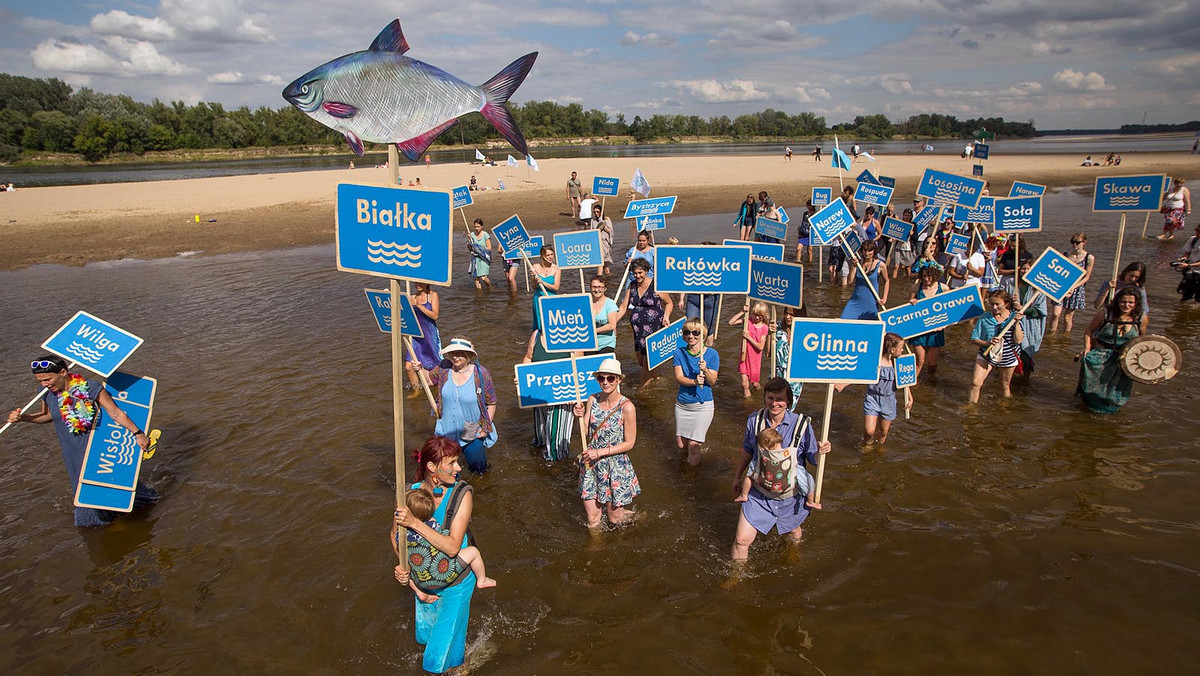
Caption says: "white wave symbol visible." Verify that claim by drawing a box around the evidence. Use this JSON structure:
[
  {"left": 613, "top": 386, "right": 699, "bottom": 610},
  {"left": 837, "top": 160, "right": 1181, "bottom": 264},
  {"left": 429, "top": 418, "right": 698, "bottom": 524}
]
[
  {"left": 550, "top": 384, "right": 578, "bottom": 399},
  {"left": 815, "top": 353, "right": 859, "bottom": 370},
  {"left": 1031, "top": 272, "right": 1060, "bottom": 291},
  {"left": 923, "top": 313, "right": 950, "bottom": 327},
  {"left": 756, "top": 286, "right": 788, "bottom": 300},
  {"left": 1108, "top": 196, "right": 1141, "bottom": 207},
  {"left": 366, "top": 240, "right": 421, "bottom": 267},
  {"left": 564, "top": 254, "right": 592, "bottom": 266},
  {"left": 546, "top": 325, "right": 591, "bottom": 343},
  {"left": 115, "top": 434, "right": 139, "bottom": 465},
  {"left": 933, "top": 186, "right": 961, "bottom": 203},
  {"left": 65, "top": 341, "right": 104, "bottom": 362},
  {"left": 683, "top": 271, "right": 722, "bottom": 286},
  {"left": 1004, "top": 217, "right": 1033, "bottom": 226}
]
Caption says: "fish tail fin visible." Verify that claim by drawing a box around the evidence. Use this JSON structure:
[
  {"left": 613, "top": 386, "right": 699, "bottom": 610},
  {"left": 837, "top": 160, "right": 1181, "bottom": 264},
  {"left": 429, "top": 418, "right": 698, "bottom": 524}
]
[{"left": 479, "top": 52, "right": 538, "bottom": 156}]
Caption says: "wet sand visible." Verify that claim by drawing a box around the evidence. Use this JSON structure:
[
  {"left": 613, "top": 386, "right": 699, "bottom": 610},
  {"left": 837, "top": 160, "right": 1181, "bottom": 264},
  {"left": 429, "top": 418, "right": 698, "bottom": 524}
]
[{"left": 1, "top": 152, "right": 1196, "bottom": 270}]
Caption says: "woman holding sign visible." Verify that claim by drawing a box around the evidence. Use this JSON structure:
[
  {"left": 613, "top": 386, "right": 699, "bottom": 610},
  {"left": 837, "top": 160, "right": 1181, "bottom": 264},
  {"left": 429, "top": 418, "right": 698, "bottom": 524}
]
[
  {"left": 573, "top": 358, "right": 640, "bottom": 528},
  {"left": 841, "top": 240, "right": 890, "bottom": 320},
  {"left": 620, "top": 258, "right": 674, "bottom": 385},
  {"left": 429, "top": 338, "right": 497, "bottom": 474},
  {"left": 908, "top": 260, "right": 949, "bottom": 379},
  {"left": 1076, "top": 289, "right": 1147, "bottom": 413},
  {"left": 530, "top": 246, "right": 561, "bottom": 331},
  {"left": 968, "top": 290, "right": 1025, "bottom": 403},
  {"left": 407, "top": 284, "right": 442, "bottom": 395},
  {"left": 1048, "top": 233, "right": 1094, "bottom": 333},
  {"left": 7, "top": 356, "right": 159, "bottom": 527},
  {"left": 673, "top": 318, "right": 720, "bottom": 466}
]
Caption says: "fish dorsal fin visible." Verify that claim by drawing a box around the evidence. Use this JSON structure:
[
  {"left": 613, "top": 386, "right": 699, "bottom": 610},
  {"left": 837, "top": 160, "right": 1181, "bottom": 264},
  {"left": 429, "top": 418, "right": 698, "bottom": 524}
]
[{"left": 368, "top": 20, "right": 410, "bottom": 54}]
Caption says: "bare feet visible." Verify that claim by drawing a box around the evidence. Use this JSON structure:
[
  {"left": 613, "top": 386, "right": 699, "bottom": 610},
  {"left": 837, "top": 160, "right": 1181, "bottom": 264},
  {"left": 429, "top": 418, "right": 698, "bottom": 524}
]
[
  {"left": 476, "top": 577, "right": 498, "bottom": 589},
  {"left": 734, "top": 494, "right": 749, "bottom": 503}
]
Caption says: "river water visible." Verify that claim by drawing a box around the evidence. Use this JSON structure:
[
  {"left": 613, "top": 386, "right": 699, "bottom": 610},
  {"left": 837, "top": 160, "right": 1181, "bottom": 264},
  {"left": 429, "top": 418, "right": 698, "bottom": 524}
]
[
  {"left": 4, "top": 135, "right": 1193, "bottom": 187},
  {"left": 1, "top": 188, "right": 1197, "bottom": 674}
]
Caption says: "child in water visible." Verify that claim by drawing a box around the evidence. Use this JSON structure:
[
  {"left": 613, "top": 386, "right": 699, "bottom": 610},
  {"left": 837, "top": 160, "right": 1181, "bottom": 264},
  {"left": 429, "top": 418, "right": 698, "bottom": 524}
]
[
  {"left": 394, "top": 486, "right": 496, "bottom": 603},
  {"left": 734, "top": 428, "right": 820, "bottom": 510},
  {"left": 729, "top": 301, "right": 770, "bottom": 398},
  {"left": 839, "top": 332, "right": 913, "bottom": 445}
]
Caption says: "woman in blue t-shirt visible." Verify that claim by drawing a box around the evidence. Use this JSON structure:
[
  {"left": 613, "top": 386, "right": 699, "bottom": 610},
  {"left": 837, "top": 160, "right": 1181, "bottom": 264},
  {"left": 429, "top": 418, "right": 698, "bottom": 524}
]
[{"left": 672, "top": 318, "right": 720, "bottom": 466}]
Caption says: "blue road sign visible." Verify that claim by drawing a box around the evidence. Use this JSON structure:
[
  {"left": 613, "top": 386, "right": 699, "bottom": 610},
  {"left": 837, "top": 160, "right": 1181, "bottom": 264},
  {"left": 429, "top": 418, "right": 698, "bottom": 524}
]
[
  {"left": 895, "top": 353, "right": 917, "bottom": 388},
  {"left": 451, "top": 185, "right": 473, "bottom": 210},
  {"left": 954, "top": 196, "right": 995, "bottom": 225},
  {"left": 503, "top": 235, "right": 544, "bottom": 261},
  {"left": 76, "top": 482, "right": 136, "bottom": 512},
  {"left": 913, "top": 205, "right": 943, "bottom": 232},
  {"left": 854, "top": 182, "right": 895, "bottom": 207},
  {"left": 638, "top": 214, "right": 667, "bottom": 232},
  {"left": 592, "top": 176, "right": 620, "bottom": 197},
  {"left": 537, "top": 293, "right": 598, "bottom": 353},
  {"left": 492, "top": 214, "right": 532, "bottom": 255},
  {"left": 809, "top": 198, "right": 856, "bottom": 245},
  {"left": 646, "top": 317, "right": 687, "bottom": 371},
  {"left": 973, "top": 143, "right": 990, "bottom": 160},
  {"left": 748, "top": 258, "right": 804, "bottom": 309},
  {"left": 811, "top": 187, "right": 833, "bottom": 208},
  {"left": 776, "top": 206, "right": 790, "bottom": 224},
  {"left": 364, "top": 289, "right": 423, "bottom": 336},
  {"left": 42, "top": 311, "right": 143, "bottom": 378},
  {"left": 994, "top": 196, "right": 1042, "bottom": 233},
  {"left": 787, "top": 318, "right": 885, "bottom": 384},
  {"left": 1009, "top": 181, "right": 1046, "bottom": 197},
  {"left": 1093, "top": 174, "right": 1167, "bottom": 212},
  {"left": 514, "top": 354, "right": 607, "bottom": 408},
  {"left": 944, "top": 232, "right": 970, "bottom": 257},
  {"left": 554, "top": 230, "right": 604, "bottom": 270},
  {"left": 881, "top": 217, "right": 913, "bottom": 242},
  {"left": 655, "top": 245, "right": 751, "bottom": 294},
  {"left": 1024, "top": 247, "right": 1088, "bottom": 303},
  {"left": 78, "top": 372, "right": 155, "bottom": 495},
  {"left": 879, "top": 285, "right": 986, "bottom": 339},
  {"left": 878, "top": 175, "right": 896, "bottom": 189},
  {"left": 856, "top": 169, "right": 880, "bottom": 185},
  {"left": 972, "top": 164, "right": 984, "bottom": 177},
  {"left": 623, "top": 195, "right": 678, "bottom": 219},
  {"left": 840, "top": 230, "right": 863, "bottom": 259},
  {"left": 723, "top": 239, "right": 785, "bottom": 262},
  {"left": 336, "top": 183, "right": 454, "bottom": 285},
  {"left": 754, "top": 217, "right": 788, "bottom": 242},
  {"left": 916, "top": 168, "right": 986, "bottom": 209}
]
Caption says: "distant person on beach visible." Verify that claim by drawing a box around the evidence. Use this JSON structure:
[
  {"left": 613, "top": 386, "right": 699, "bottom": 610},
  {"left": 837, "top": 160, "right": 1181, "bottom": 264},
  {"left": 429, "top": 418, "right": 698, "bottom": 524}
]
[
  {"left": 1192, "top": 139, "right": 1199, "bottom": 154},
  {"left": 348, "top": 160, "right": 355, "bottom": 169},
  {"left": 469, "top": 175, "right": 478, "bottom": 191},
  {"left": 1159, "top": 177, "right": 1191, "bottom": 240},
  {"left": 730, "top": 379, "right": 830, "bottom": 560},
  {"left": 1081, "top": 156, "right": 1095, "bottom": 166},
  {"left": 589, "top": 204, "right": 614, "bottom": 275},
  {"left": 566, "top": 171, "right": 583, "bottom": 217},
  {"left": 784, "top": 146, "right": 792, "bottom": 162},
  {"left": 813, "top": 145, "right": 822, "bottom": 161},
  {"left": 7, "top": 356, "right": 160, "bottom": 526}
]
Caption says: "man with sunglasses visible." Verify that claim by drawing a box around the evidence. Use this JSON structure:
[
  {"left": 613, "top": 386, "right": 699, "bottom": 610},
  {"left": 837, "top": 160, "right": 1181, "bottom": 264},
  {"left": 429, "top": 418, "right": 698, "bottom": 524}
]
[{"left": 7, "top": 356, "right": 159, "bottom": 526}]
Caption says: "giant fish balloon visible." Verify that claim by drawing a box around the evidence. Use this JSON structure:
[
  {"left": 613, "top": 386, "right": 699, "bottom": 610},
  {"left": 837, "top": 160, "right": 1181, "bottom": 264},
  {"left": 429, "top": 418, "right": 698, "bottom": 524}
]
[{"left": 283, "top": 19, "right": 537, "bottom": 162}]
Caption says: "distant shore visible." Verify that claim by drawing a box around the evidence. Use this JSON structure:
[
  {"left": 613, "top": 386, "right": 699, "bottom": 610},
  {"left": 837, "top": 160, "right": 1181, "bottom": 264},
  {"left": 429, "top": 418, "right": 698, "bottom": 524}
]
[{"left": 1, "top": 152, "right": 1197, "bottom": 271}]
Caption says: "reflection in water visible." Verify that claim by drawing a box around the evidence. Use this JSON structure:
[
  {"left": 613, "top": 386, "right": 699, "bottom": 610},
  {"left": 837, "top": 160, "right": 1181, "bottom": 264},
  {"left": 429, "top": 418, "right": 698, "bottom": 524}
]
[{"left": 0, "top": 189, "right": 1197, "bottom": 672}]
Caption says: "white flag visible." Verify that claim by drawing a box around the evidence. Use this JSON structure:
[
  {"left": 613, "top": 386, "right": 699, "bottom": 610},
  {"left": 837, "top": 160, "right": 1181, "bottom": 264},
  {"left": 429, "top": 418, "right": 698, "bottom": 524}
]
[
  {"left": 630, "top": 168, "right": 651, "bottom": 198},
  {"left": 527, "top": 155, "right": 539, "bottom": 171},
  {"left": 475, "top": 149, "right": 486, "bottom": 161},
  {"left": 507, "top": 154, "right": 518, "bottom": 167}
]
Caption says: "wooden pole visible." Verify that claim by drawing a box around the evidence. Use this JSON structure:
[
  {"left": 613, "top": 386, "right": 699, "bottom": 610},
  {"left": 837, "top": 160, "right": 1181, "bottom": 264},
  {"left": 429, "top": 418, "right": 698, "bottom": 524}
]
[
  {"left": 572, "top": 356, "right": 590, "bottom": 468},
  {"left": 1110, "top": 212, "right": 1128, "bottom": 293},
  {"left": 768, "top": 306, "right": 778, "bottom": 378},
  {"left": 613, "top": 255, "right": 636, "bottom": 303},
  {"left": 712, "top": 294, "right": 723, "bottom": 340},
  {"left": 986, "top": 290, "right": 1044, "bottom": 362},
  {"left": 818, "top": 245, "right": 824, "bottom": 283},
  {"left": 403, "top": 336, "right": 438, "bottom": 411},
  {"left": 390, "top": 278, "right": 408, "bottom": 572},
  {"left": 813, "top": 384, "right": 835, "bottom": 504},
  {"left": 579, "top": 269, "right": 586, "bottom": 294},
  {"left": 1139, "top": 211, "right": 1152, "bottom": 238}
]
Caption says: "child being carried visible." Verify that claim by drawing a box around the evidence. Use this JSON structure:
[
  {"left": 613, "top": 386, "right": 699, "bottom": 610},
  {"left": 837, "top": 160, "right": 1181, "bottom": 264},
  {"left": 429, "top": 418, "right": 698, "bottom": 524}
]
[
  {"left": 735, "top": 427, "right": 820, "bottom": 510},
  {"left": 395, "top": 486, "right": 496, "bottom": 603}
]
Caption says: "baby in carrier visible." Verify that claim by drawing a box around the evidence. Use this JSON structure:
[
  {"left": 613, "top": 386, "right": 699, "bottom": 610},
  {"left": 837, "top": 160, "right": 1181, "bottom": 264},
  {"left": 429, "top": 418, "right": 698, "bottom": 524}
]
[
  {"left": 399, "top": 486, "right": 496, "bottom": 602},
  {"left": 735, "top": 427, "right": 819, "bottom": 509}
]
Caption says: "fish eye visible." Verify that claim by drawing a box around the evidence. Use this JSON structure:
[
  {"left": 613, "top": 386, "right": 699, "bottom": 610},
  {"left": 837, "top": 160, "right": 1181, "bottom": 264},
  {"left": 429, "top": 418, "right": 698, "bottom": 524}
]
[{"left": 301, "top": 84, "right": 309, "bottom": 93}]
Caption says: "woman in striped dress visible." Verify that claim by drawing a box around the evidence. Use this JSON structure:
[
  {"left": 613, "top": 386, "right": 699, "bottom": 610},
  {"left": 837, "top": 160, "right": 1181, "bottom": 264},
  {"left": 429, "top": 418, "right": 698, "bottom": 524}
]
[{"left": 968, "top": 289, "right": 1025, "bottom": 403}]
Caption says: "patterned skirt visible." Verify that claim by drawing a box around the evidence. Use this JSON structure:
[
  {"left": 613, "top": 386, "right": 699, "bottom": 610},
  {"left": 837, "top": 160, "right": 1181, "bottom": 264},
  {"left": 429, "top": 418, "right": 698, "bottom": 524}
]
[{"left": 579, "top": 453, "right": 641, "bottom": 506}]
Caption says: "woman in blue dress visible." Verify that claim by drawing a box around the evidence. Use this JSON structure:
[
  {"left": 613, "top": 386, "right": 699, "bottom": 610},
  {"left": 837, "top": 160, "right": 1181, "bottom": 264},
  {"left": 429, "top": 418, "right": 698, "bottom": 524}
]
[
  {"left": 393, "top": 436, "right": 480, "bottom": 673},
  {"left": 407, "top": 283, "right": 441, "bottom": 394},
  {"left": 841, "top": 239, "right": 890, "bottom": 320},
  {"left": 1076, "top": 288, "right": 1147, "bottom": 413},
  {"left": 907, "top": 260, "right": 949, "bottom": 379},
  {"left": 429, "top": 337, "right": 497, "bottom": 474},
  {"left": 529, "top": 245, "right": 560, "bottom": 331}
]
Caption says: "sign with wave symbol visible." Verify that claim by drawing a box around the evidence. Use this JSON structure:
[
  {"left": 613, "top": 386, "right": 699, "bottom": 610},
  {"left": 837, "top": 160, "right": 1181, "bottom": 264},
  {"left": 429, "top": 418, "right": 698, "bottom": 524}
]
[
  {"left": 878, "top": 285, "right": 985, "bottom": 340},
  {"left": 808, "top": 198, "right": 856, "bottom": 246},
  {"left": 515, "top": 354, "right": 607, "bottom": 408},
  {"left": 811, "top": 187, "right": 833, "bottom": 208},
  {"left": 896, "top": 353, "right": 918, "bottom": 388},
  {"left": 638, "top": 214, "right": 667, "bottom": 232},
  {"left": 537, "top": 293, "right": 599, "bottom": 353},
  {"left": 754, "top": 217, "right": 788, "bottom": 242},
  {"left": 336, "top": 183, "right": 453, "bottom": 285},
  {"left": 748, "top": 258, "right": 804, "bottom": 309},
  {"left": 854, "top": 182, "right": 895, "bottom": 208},
  {"left": 646, "top": 317, "right": 687, "bottom": 371},
  {"left": 994, "top": 195, "right": 1042, "bottom": 233},
  {"left": 623, "top": 195, "right": 677, "bottom": 219},
  {"left": 492, "top": 214, "right": 532, "bottom": 257},
  {"left": 502, "top": 235, "right": 543, "bottom": 261},
  {"left": 881, "top": 217, "right": 913, "bottom": 242},
  {"left": 723, "top": 239, "right": 784, "bottom": 262},
  {"left": 42, "top": 311, "right": 143, "bottom": 378},
  {"left": 76, "top": 372, "right": 156, "bottom": 512},
  {"left": 788, "top": 318, "right": 885, "bottom": 384},
  {"left": 1008, "top": 181, "right": 1046, "bottom": 197},
  {"left": 363, "top": 288, "right": 423, "bottom": 337},
  {"left": 916, "top": 168, "right": 985, "bottom": 209},
  {"left": 655, "top": 245, "right": 751, "bottom": 294},
  {"left": 953, "top": 196, "right": 995, "bottom": 225},
  {"left": 1093, "top": 175, "right": 1167, "bottom": 212},
  {"left": 553, "top": 230, "right": 603, "bottom": 270},
  {"left": 1023, "top": 246, "right": 1087, "bottom": 303}
]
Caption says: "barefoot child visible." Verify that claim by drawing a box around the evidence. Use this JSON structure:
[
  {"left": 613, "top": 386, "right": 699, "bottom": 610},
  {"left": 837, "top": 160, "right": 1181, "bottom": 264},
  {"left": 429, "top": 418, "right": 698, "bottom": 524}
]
[
  {"left": 969, "top": 289, "right": 1025, "bottom": 403},
  {"left": 392, "top": 486, "right": 496, "bottom": 602},
  {"left": 838, "top": 332, "right": 913, "bottom": 445},
  {"left": 734, "top": 428, "right": 820, "bottom": 508},
  {"left": 729, "top": 301, "right": 770, "bottom": 398}
]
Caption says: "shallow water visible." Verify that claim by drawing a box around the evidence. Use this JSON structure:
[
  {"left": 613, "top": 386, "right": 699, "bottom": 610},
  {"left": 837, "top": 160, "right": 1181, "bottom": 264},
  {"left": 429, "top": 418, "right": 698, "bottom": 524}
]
[{"left": 1, "top": 188, "right": 1198, "bottom": 674}]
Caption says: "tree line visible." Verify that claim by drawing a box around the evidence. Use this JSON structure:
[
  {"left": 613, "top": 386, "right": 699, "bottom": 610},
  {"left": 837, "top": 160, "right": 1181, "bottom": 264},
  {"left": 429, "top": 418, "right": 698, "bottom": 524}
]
[{"left": 1, "top": 73, "right": 1037, "bottom": 163}]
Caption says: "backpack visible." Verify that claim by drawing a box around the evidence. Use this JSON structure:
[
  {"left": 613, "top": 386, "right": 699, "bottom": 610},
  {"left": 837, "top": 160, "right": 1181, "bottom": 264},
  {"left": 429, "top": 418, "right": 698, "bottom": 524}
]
[{"left": 405, "top": 482, "right": 476, "bottom": 593}]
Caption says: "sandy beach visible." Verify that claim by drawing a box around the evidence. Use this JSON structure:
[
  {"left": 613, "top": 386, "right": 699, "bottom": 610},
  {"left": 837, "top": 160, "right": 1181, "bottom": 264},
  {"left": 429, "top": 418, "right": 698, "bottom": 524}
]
[{"left": 1, "top": 152, "right": 1197, "bottom": 270}]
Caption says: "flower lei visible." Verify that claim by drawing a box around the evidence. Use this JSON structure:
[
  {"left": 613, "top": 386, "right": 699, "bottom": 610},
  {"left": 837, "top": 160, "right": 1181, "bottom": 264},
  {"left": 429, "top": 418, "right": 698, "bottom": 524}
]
[{"left": 58, "top": 374, "right": 96, "bottom": 435}]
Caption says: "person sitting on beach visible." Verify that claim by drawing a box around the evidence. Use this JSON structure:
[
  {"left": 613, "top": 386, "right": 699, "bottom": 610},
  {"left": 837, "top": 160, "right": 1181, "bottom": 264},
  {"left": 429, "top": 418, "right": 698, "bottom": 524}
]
[
  {"left": 395, "top": 485, "right": 496, "bottom": 605},
  {"left": 469, "top": 175, "right": 478, "bottom": 191},
  {"left": 730, "top": 379, "right": 830, "bottom": 560},
  {"left": 1081, "top": 156, "right": 1095, "bottom": 166}
]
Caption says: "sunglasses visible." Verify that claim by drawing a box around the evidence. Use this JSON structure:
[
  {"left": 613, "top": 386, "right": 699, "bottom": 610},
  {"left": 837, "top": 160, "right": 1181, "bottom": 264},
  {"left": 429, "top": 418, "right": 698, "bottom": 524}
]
[
  {"left": 595, "top": 374, "right": 620, "bottom": 383},
  {"left": 1071, "top": 239, "right": 1084, "bottom": 244},
  {"left": 683, "top": 330, "right": 702, "bottom": 337},
  {"left": 31, "top": 360, "right": 63, "bottom": 370}
]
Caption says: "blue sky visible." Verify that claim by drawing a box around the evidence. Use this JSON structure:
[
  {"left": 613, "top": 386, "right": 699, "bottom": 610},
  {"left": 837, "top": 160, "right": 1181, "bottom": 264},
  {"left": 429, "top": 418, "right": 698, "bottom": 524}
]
[{"left": 2, "top": 0, "right": 1197, "bottom": 129}]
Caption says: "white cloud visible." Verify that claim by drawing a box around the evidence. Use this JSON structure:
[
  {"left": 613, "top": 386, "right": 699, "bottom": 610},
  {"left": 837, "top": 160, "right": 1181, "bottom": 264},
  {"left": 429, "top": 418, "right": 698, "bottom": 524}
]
[
  {"left": 620, "top": 31, "right": 676, "bottom": 48},
  {"left": 759, "top": 20, "right": 800, "bottom": 41},
  {"left": 774, "top": 85, "right": 831, "bottom": 103},
  {"left": 31, "top": 39, "right": 119, "bottom": 74},
  {"left": 103, "top": 37, "right": 190, "bottom": 75},
  {"left": 1031, "top": 41, "right": 1071, "bottom": 55},
  {"left": 90, "top": 10, "right": 176, "bottom": 41},
  {"left": 209, "top": 71, "right": 284, "bottom": 85},
  {"left": 1051, "top": 69, "right": 1113, "bottom": 92},
  {"left": 669, "top": 79, "right": 770, "bottom": 103},
  {"left": 159, "top": 0, "right": 273, "bottom": 43},
  {"left": 1140, "top": 53, "right": 1200, "bottom": 79}
]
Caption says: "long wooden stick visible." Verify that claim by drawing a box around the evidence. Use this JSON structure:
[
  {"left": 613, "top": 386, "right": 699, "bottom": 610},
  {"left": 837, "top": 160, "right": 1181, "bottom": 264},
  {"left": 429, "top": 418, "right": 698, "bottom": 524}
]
[
  {"left": 572, "top": 356, "right": 590, "bottom": 469},
  {"left": 818, "top": 245, "right": 824, "bottom": 283},
  {"left": 712, "top": 294, "right": 724, "bottom": 339},
  {"left": 1139, "top": 211, "right": 1152, "bottom": 238},
  {"left": 1110, "top": 212, "right": 1128, "bottom": 294},
  {"left": 390, "top": 278, "right": 408, "bottom": 573},
  {"left": 986, "top": 290, "right": 1044, "bottom": 362},
  {"left": 402, "top": 336, "right": 438, "bottom": 411},
  {"left": 613, "top": 255, "right": 636, "bottom": 304},
  {"left": 813, "top": 384, "right": 835, "bottom": 504},
  {"left": 768, "top": 305, "right": 778, "bottom": 378}
]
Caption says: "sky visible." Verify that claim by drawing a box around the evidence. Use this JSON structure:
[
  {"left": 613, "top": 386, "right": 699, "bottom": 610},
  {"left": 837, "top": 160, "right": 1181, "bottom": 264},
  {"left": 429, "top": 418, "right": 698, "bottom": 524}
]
[{"left": 1, "top": 0, "right": 1198, "bottom": 130}]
